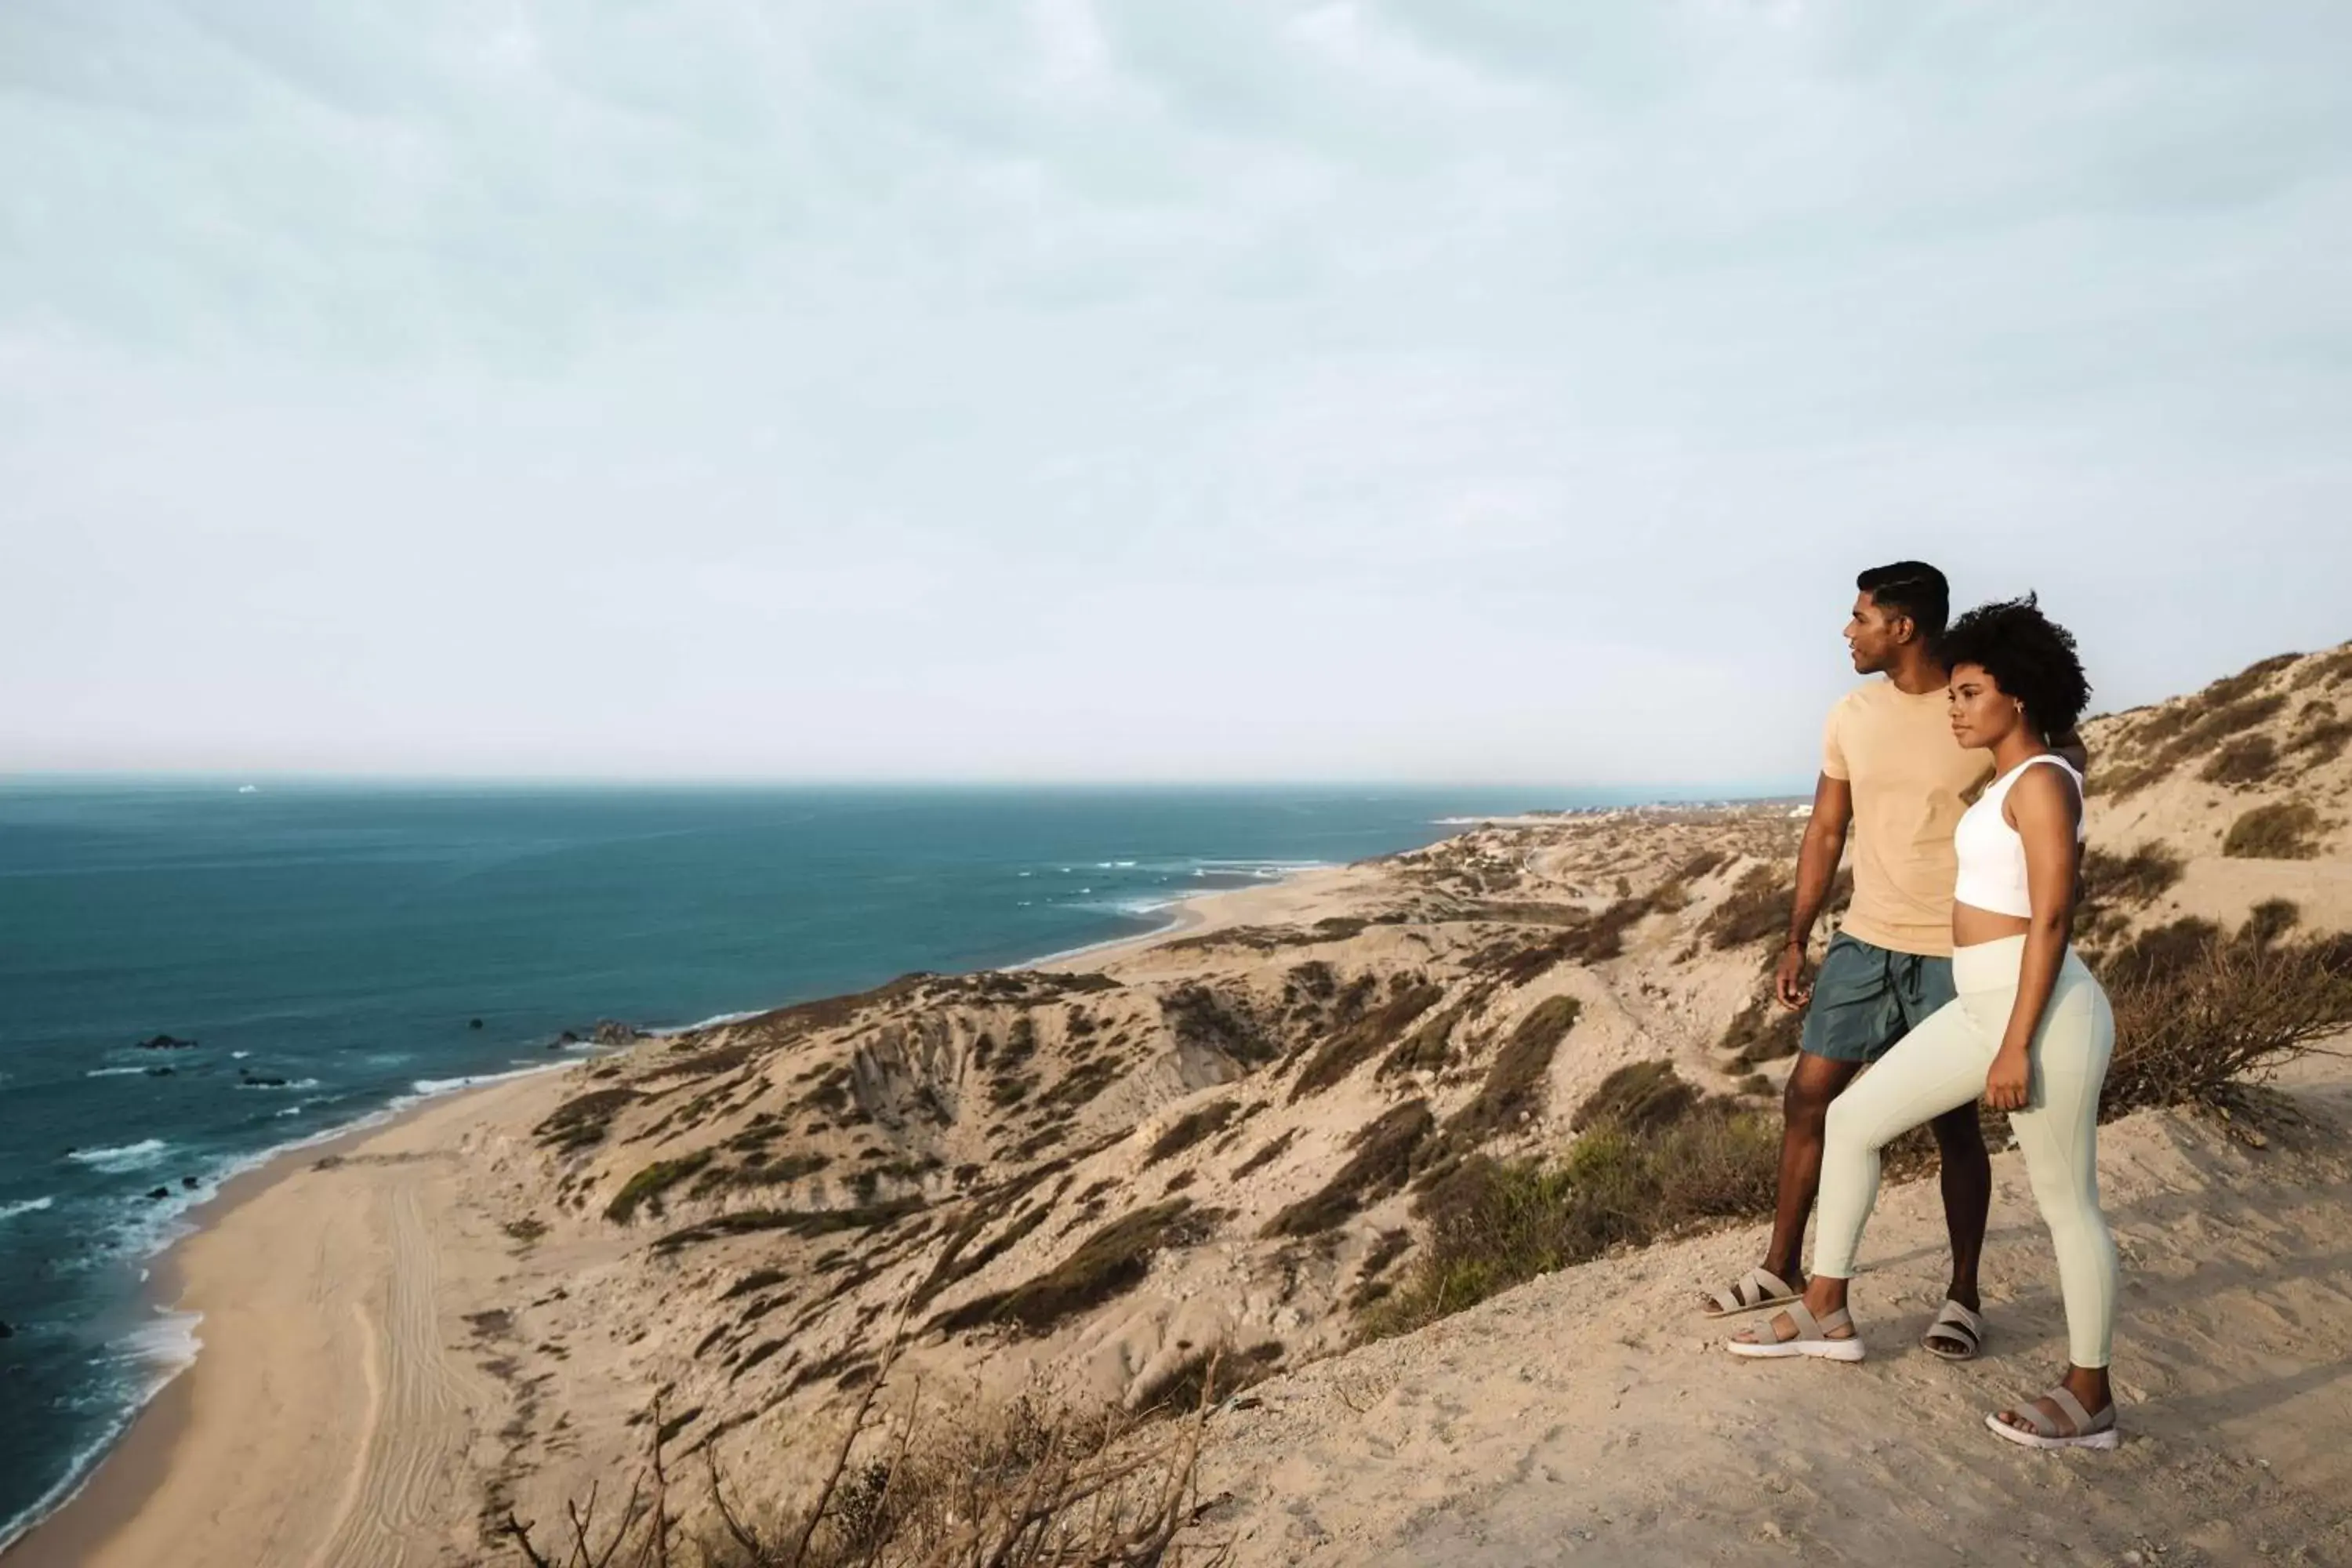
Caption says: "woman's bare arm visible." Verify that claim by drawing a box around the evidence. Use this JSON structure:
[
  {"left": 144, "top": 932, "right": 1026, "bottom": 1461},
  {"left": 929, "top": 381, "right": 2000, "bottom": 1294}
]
[{"left": 1983, "top": 764, "right": 2082, "bottom": 1112}]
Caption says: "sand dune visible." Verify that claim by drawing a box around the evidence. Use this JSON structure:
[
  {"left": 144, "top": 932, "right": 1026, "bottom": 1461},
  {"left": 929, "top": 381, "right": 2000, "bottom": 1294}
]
[{"left": 1196, "top": 1056, "right": 2352, "bottom": 1565}]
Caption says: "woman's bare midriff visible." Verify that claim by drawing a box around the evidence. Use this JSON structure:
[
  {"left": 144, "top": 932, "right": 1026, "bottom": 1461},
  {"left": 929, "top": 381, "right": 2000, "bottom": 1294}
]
[{"left": 1951, "top": 901, "right": 2033, "bottom": 949}]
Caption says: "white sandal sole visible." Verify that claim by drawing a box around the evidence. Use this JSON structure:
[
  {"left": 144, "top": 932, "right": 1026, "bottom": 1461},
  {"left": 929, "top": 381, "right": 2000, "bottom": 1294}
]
[
  {"left": 1726, "top": 1336, "right": 1865, "bottom": 1362},
  {"left": 1984, "top": 1413, "right": 2119, "bottom": 1450}
]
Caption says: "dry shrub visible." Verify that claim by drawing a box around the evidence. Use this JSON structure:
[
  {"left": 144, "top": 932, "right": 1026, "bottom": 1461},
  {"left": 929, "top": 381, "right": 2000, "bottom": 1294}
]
[
  {"left": 1226, "top": 1127, "right": 1297, "bottom": 1182},
  {"left": 1700, "top": 864, "right": 1791, "bottom": 949},
  {"left": 537, "top": 1087, "right": 641, "bottom": 1156},
  {"left": 2201, "top": 652, "right": 2302, "bottom": 709},
  {"left": 1570, "top": 1061, "right": 1697, "bottom": 1133},
  {"left": 2081, "top": 841, "right": 2186, "bottom": 909},
  {"left": 1142, "top": 1100, "right": 1238, "bottom": 1167},
  {"left": 2109, "top": 693, "right": 2288, "bottom": 797},
  {"left": 504, "top": 1323, "right": 1229, "bottom": 1568},
  {"left": 1363, "top": 1075, "right": 1776, "bottom": 1339},
  {"left": 1428, "top": 996, "right": 1582, "bottom": 1160},
  {"left": 2291, "top": 714, "right": 2352, "bottom": 769},
  {"left": 931, "top": 1201, "right": 1220, "bottom": 1335},
  {"left": 608, "top": 1152, "right": 714, "bottom": 1222},
  {"left": 2100, "top": 926, "right": 2352, "bottom": 1122},
  {"left": 1260, "top": 1099, "right": 1433, "bottom": 1239},
  {"left": 1375, "top": 1001, "right": 1468, "bottom": 1080},
  {"left": 2223, "top": 801, "right": 2322, "bottom": 859},
  {"left": 2200, "top": 734, "right": 2278, "bottom": 787},
  {"left": 1718, "top": 996, "right": 1803, "bottom": 1065},
  {"left": 2289, "top": 646, "right": 2352, "bottom": 690},
  {"left": 1287, "top": 982, "right": 1446, "bottom": 1102},
  {"left": 1156, "top": 985, "right": 1279, "bottom": 1068}
]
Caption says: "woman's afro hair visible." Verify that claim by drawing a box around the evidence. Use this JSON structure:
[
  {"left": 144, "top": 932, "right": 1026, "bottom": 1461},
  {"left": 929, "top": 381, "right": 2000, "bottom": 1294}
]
[{"left": 1939, "top": 593, "right": 2092, "bottom": 739}]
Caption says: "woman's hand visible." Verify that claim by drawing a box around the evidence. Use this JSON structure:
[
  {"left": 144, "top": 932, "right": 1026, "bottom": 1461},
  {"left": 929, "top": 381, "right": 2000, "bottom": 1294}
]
[{"left": 1984, "top": 1044, "right": 2032, "bottom": 1112}]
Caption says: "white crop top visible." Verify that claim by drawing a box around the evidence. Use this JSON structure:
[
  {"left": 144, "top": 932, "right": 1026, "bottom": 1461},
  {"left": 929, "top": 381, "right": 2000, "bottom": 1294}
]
[{"left": 1952, "top": 754, "right": 2085, "bottom": 918}]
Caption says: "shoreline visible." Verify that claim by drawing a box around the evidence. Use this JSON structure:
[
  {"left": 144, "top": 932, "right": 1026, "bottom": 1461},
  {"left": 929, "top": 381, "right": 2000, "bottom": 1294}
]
[
  {"left": 0, "top": 1068, "right": 574, "bottom": 1568},
  {"left": 0, "top": 849, "right": 1381, "bottom": 1565}
]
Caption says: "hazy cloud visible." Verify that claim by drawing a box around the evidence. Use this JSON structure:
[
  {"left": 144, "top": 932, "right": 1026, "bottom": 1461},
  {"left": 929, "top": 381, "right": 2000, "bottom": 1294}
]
[{"left": 5, "top": 2, "right": 2348, "bottom": 781}]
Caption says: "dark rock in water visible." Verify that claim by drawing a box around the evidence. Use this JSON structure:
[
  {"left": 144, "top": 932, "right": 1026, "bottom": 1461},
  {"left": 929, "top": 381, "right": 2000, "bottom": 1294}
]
[
  {"left": 182, "top": 1176, "right": 200, "bottom": 1189},
  {"left": 137, "top": 1033, "right": 198, "bottom": 1051},
  {"left": 591, "top": 1019, "right": 645, "bottom": 1047},
  {"left": 0, "top": 1322, "right": 15, "bottom": 1339},
  {"left": 469, "top": 1018, "right": 485, "bottom": 1030},
  {"left": 146, "top": 1065, "right": 176, "bottom": 1077},
  {"left": 558, "top": 1029, "right": 580, "bottom": 1045},
  {"left": 146, "top": 1186, "right": 170, "bottom": 1201},
  {"left": 238, "top": 1073, "right": 290, "bottom": 1088}
]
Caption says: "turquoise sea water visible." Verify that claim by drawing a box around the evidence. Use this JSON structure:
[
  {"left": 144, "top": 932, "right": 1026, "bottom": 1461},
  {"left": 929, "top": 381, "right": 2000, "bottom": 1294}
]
[{"left": 0, "top": 778, "right": 1723, "bottom": 1543}]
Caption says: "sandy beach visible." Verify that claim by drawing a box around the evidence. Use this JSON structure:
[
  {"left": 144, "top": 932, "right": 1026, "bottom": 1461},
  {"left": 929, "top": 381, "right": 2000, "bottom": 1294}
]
[
  {"left": 4, "top": 1069, "right": 575, "bottom": 1568},
  {"left": 0, "top": 863, "right": 1334, "bottom": 1567}
]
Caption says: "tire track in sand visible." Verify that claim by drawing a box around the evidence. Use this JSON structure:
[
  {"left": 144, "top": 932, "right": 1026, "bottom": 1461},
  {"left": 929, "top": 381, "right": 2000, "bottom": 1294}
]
[{"left": 309, "top": 1174, "right": 495, "bottom": 1568}]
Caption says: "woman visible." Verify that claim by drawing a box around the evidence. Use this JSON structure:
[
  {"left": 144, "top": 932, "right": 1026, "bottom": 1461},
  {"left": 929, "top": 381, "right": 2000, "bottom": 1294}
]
[{"left": 1726, "top": 594, "right": 2122, "bottom": 1450}]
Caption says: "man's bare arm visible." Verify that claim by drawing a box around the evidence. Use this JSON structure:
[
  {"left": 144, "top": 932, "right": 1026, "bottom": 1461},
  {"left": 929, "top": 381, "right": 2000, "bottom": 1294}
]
[{"left": 1776, "top": 773, "right": 1853, "bottom": 1007}]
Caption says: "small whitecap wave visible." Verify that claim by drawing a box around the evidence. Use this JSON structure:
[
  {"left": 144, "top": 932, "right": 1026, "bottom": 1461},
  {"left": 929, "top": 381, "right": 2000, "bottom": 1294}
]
[
  {"left": 68, "top": 1140, "right": 169, "bottom": 1174},
  {"left": 85, "top": 1067, "right": 150, "bottom": 1079},
  {"left": 396, "top": 1062, "right": 557, "bottom": 1108},
  {"left": 1112, "top": 860, "right": 1137, "bottom": 868},
  {"left": 230, "top": 1051, "right": 251, "bottom": 1060},
  {"left": 234, "top": 1077, "right": 319, "bottom": 1091},
  {"left": 0, "top": 1196, "right": 55, "bottom": 1223}
]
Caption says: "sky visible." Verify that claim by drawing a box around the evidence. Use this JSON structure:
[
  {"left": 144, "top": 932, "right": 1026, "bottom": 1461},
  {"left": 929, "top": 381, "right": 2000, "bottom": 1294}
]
[{"left": 4, "top": 2, "right": 2349, "bottom": 786}]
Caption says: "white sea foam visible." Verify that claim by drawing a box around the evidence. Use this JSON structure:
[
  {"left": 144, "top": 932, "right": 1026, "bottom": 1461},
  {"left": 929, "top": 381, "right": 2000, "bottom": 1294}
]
[
  {"left": 85, "top": 1066, "right": 149, "bottom": 1078},
  {"left": 230, "top": 1050, "right": 251, "bottom": 1059},
  {"left": 234, "top": 1076, "right": 320, "bottom": 1091},
  {"left": 0, "top": 1196, "right": 55, "bottom": 1223},
  {"left": 0, "top": 1307, "right": 204, "bottom": 1552},
  {"left": 69, "top": 1140, "right": 169, "bottom": 1174},
  {"left": 679, "top": 1007, "right": 762, "bottom": 1032}
]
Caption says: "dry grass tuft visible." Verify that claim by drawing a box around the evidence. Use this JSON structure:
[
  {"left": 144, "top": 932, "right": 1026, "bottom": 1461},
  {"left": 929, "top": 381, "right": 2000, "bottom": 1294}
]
[
  {"left": 504, "top": 1316, "right": 1230, "bottom": 1568},
  {"left": 2223, "top": 802, "right": 2323, "bottom": 859}
]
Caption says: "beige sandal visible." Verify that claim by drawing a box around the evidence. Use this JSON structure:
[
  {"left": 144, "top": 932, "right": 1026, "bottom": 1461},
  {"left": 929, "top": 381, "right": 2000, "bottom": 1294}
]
[
  {"left": 1922, "top": 1298, "right": 1986, "bottom": 1361},
  {"left": 1702, "top": 1266, "right": 1800, "bottom": 1319},
  {"left": 1986, "top": 1386, "right": 2118, "bottom": 1450},
  {"left": 1725, "top": 1301, "right": 1864, "bottom": 1362}
]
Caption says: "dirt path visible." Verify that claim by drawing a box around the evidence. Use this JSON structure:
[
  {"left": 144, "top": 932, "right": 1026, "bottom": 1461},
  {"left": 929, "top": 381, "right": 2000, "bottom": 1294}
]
[{"left": 1198, "top": 1063, "right": 2352, "bottom": 1566}]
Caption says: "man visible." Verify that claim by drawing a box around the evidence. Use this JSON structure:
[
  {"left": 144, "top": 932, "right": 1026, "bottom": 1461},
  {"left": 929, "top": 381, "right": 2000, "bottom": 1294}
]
[{"left": 1702, "top": 561, "right": 2006, "bottom": 1359}]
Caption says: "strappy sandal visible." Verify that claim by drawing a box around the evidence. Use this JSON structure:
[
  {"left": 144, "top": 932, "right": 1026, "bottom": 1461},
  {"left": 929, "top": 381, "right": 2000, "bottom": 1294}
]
[
  {"left": 1725, "top": 1301, "right": 1865, "bottom": 1362},
  {"left": 1702, "top": 1266, "right": 1800, "bottom": 1319},
  {"left": 1984, "top": 1386, "right": 2119, "bottom": 1450},
  {"left": 1921, "top": 1298, "right": 1986, "bottom": 1361}
]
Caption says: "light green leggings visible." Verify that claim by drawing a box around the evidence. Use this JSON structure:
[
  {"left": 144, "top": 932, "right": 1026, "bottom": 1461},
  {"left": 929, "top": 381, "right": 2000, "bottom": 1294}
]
[{"left": 1813, "top": 934, "right": 2119, "bottom": 1367}]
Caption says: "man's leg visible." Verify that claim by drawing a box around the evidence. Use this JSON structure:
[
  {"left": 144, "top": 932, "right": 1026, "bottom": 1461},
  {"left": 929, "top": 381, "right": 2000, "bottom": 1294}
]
[
  {"left": 1700, "top": 934, "right": 1882, "bottom": 1311},
  {"left": 1929, "top": 1102, "right": 1991, "bottom": 1319},
  {"left": 1904, "top": 952, "right": 1989, "bottom": 1348},
  {"left": 1757, "top": 1051, "right": 1865, "bottom": 1284}
]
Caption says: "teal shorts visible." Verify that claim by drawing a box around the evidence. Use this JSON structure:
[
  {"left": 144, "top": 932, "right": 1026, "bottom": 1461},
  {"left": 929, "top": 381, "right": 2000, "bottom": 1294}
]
[{"left": 1800, "top": 932, "right": 1958, "bottom": 1063}]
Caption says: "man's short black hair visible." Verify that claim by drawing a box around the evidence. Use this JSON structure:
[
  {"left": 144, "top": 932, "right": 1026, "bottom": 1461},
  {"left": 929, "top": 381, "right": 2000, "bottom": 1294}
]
[
  {"left": 1940, "top": 593, "right": 2092, "bottom": 738},
  {"left": 1856, "top": 561, "right": 1951, "bottom": 642}
]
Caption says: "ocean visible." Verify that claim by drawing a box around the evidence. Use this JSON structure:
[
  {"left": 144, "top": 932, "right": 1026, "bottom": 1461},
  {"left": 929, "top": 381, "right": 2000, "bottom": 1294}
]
[{"left": 0, "top": 778, "right": 1693, "bottom": 1543}]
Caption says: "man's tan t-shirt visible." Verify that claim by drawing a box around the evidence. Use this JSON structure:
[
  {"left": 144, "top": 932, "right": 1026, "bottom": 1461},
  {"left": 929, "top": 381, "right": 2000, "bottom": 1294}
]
[{"left": 1821, "top": 679, "right": 1995, "bottom": 958}]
